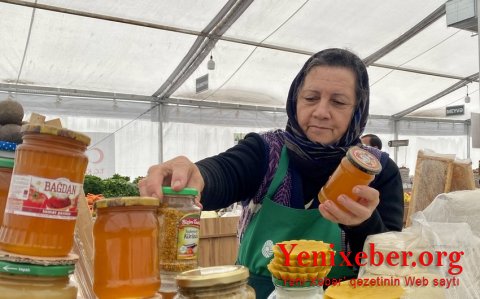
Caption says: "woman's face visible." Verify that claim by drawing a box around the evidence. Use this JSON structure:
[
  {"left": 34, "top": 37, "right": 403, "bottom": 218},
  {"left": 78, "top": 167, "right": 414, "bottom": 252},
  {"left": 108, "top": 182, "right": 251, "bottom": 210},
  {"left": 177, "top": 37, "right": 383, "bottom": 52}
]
[{"left": 296, "top": 66, "right": 356, "bottom": 145}]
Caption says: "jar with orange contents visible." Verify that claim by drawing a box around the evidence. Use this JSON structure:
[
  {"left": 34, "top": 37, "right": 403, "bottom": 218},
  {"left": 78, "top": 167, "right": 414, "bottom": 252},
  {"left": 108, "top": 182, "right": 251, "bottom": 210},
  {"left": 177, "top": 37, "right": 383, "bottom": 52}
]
[
  {"left": 93, "top": 197, "right": 161, "bottom": 299},
  {"left": 0, "top": 157, "right": 14, "bottom": 225},
  {"left": 0, "top": 124, "right": 90, "bottom": 257},
  {"left": 318, "top": 146, "right": 382, "bottom": 211}
]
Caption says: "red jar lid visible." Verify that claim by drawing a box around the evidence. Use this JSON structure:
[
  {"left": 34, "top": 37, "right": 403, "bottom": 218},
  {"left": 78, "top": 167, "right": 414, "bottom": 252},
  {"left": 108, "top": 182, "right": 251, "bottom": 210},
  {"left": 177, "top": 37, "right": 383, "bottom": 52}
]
[{"left": 346, "top": 146, "right": 382, "bottom": 175}]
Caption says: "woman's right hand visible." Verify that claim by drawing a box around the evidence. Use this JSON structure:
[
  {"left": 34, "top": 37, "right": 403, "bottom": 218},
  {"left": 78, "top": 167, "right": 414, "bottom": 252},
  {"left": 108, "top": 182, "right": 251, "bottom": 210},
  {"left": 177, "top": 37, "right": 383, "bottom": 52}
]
[{"left": 138, "top": 156, "right": 205, "bottom": 202}]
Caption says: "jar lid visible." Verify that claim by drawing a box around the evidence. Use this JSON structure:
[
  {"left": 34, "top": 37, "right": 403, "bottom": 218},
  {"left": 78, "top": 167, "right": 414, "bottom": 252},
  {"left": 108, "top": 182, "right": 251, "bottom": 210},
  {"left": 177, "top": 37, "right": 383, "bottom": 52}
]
[
  {"left": 162, "top": 187, "right": 198, "bottom": 196},
  {"left": 0, "top": 141, "right": 16, "bottom": 152},
  {"left": 95, "top": 196, "right": 160, "bottom": 209},
  {"left": 0, "top": 260, "right": 74, "bottom": 277},
  {"left": 346, "top": 146, "right": 382, "bottom": 175},
  {"left": 176, "top": 265, "right": 249, "bottom": 288},
  {"left": 21, "top": 124, "right": 91, "bottom": 146},
  {"left": 0, "top": 157, "right": 14, "bottom": 168}
]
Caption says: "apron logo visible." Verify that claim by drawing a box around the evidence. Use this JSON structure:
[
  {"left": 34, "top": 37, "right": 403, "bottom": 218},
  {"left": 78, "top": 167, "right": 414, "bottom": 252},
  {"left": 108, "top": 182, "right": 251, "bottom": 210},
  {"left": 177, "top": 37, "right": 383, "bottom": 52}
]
[{"left": 261, "top": 240, "right": 274, "bottom": 258}]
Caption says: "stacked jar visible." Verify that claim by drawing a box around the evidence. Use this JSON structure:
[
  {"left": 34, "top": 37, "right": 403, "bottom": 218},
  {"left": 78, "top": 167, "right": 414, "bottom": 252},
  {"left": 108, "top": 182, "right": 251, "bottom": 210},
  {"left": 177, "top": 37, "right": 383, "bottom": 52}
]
[
  {"left": 0, "top": 260, "right": 78, "bottom": 298},
  {"left": 0, "top": 123, "right": 90, "bottom": 257},
  {"left": 93, "top": 196, "right": 161, "bottom": 299},
  {"left": 158, "top": 187, "right": 201, "bottom": 299},
  {"left": 0, "top": 122, "right": 88, "bottom": 299}
]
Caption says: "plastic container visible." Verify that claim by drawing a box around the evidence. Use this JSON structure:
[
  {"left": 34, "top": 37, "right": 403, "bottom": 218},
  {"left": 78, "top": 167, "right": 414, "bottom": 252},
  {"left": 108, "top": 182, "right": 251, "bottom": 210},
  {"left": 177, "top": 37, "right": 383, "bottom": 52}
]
[
  {"left": 318, "top": 146, "right": 381, "bottom": 211},
  {"left": 0, "top": 260, "right": 77, "bottom": 299},
  {"left": 0, "top": 124, "right": 90, "bottom": 257},
  {"left": 268, "top": 278, "right": 323, "bottom": 299},
  {"left": 0, "top": 157, "right": 14, "bottom": 225},
  {"left": 93, "top": 196, "right": 160, "bottom": 299},
  {"left": 158, "top": 187, "right": 201, "bottom": 296},
  {"left": 175, "top": 265, "right": 255, "bottom": 299}
]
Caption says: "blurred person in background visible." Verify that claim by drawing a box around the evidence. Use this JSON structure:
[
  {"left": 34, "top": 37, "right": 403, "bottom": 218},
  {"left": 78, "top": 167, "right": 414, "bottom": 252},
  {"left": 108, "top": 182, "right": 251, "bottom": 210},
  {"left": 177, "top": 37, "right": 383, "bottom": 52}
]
[{"left": 361, "top": 133, "right": 382, "bottom": 150}]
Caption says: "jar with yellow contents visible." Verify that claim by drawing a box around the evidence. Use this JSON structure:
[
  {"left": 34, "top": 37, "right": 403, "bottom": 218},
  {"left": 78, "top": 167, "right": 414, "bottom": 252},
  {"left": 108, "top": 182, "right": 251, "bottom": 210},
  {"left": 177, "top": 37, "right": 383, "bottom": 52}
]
[
  {"left": 93, "top": 196, "right": 161, "bottom": 299},
  {"left": 0, "top": 124, "right": 90, "bottom": 257},
  {"left": 318, "top": 146, "right": 381, "bottom": 211},
  {"left": 158, "top": 187, "right": 201, "bottom": 299},
  {"left": 175, "top": 265, "right": 255, "bottom": 299},
  {"left": 0, "top": 260, "right": 78, "bottom": 298}
]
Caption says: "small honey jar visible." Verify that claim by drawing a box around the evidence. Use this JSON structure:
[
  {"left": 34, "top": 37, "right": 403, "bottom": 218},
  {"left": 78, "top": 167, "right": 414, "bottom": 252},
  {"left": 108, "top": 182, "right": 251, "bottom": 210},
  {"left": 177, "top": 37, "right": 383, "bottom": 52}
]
[{"left": 318, "top": 146, "right": 382, "bottom": 211}]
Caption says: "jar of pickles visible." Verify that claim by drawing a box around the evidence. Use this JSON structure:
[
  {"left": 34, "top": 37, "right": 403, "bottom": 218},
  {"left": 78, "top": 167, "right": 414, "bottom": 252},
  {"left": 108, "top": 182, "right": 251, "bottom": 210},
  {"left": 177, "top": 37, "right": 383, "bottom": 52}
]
[
  {"left": 0, "top": 124, "right": 90, "bottom": 257},
  {"left": 318, "top": 146, "right": 381, "bottom": 211},
  {"left": 0, "top": 157, "right": 14, "bottom": 225},
  {"left": 93, "top": 196, "right": 160, "bottom": 299},
  {"left": 175, "top": 265, "right": 255, "bottom": 299},
  {"left": 158, "top": 187, "right": 201, "bottom": 297},
  {"left": 0, "top": 260, "right": 77, "bottom": 298}
]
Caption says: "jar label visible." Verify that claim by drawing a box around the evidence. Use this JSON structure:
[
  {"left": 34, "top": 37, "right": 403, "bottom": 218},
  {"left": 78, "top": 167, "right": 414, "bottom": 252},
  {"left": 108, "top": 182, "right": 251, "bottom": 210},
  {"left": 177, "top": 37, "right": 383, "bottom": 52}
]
[
  {"left": 177, "top": 213, "right": 200, "bottom": 260},
  {"left": 5, "top": 175, "right": 81, "bottom": 220}
]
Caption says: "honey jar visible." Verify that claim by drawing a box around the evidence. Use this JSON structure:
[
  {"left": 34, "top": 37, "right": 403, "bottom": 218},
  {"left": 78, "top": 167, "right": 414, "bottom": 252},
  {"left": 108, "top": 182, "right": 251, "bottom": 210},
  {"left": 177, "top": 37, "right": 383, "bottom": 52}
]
[
  {"left": 0, "top": 124, "right": 90, "bottom": 257},
  {"left": 175, "top": 265, "right": 255, "bottom": 299},
  {"left": 93, "top": 196, "right": 160, "bottom": 299},
  {"left": 318, "top": 146, "right": 381, "bottom": 211},
  {"left": 0, "top": 260, "right": 77, "bottom": 299},
  {"left": 158, "top": 187, "right": 201, "bottom": 297},
  {"left": 0, "top": 157, "right": 14, "bottom": 225}
]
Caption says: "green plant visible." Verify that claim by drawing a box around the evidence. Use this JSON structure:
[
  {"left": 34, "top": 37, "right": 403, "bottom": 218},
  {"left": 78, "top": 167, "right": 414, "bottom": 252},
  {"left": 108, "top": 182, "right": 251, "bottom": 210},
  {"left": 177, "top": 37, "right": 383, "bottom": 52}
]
[{"left": 83, "top": 174, "right": 104, "bottom": 195}]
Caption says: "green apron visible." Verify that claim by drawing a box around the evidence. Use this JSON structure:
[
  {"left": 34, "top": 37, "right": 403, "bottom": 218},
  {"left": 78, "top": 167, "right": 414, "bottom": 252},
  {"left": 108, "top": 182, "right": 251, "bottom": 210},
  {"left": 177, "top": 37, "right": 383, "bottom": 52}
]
[{"left": 237, "top": 146, "right": 355, "bottom": 299}]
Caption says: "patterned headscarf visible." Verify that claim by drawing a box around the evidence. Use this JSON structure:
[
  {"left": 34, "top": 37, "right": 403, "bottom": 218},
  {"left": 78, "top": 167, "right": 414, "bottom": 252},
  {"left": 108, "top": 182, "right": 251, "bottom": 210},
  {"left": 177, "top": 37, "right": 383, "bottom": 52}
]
[{"left": 284, "top": 48, "right": 370, "bottom": 160}]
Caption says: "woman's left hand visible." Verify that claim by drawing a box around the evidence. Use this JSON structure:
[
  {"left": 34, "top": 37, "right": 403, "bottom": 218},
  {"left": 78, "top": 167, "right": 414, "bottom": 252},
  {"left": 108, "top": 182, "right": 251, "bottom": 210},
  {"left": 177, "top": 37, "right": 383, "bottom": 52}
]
[{"left": 318, "top": 185, "right": 379, "bottom": 227}]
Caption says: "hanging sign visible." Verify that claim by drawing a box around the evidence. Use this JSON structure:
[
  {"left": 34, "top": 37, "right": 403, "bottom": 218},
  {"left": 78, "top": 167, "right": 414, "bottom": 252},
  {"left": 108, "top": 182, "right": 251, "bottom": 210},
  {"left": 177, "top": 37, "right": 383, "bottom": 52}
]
[
  {"left": 446, "top": 105, "right": 465, "bottom": 116},
  {"left": 196, "top": 74, "right": 209, "bottom": 93},
  {"left": 388, "top": 140, "right": 409, "bottom": 147}
]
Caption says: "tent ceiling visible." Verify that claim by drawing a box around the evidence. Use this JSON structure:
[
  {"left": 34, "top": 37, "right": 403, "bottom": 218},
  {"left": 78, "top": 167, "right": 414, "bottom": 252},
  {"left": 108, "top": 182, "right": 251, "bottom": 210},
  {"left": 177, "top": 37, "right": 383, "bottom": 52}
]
[{"left": 0, "top": 0, "right": 478, "bottom": 120}]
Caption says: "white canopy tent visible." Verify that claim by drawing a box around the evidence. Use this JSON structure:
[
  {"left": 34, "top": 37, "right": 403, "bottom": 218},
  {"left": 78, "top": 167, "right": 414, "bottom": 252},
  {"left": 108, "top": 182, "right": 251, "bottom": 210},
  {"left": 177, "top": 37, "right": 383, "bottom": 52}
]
[{"left": 0, "top": 0, "right": 479, "bottom": 179}]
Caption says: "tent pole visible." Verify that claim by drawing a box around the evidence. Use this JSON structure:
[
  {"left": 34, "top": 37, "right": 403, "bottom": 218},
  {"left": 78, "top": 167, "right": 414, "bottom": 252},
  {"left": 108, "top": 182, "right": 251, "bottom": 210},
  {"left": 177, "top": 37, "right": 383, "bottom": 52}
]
[
  {"left": 393, "top": 120, "right": 399, "bottom": 163},
  {"left": 158, "top": 104, "right": 164, "bottom": 163}
]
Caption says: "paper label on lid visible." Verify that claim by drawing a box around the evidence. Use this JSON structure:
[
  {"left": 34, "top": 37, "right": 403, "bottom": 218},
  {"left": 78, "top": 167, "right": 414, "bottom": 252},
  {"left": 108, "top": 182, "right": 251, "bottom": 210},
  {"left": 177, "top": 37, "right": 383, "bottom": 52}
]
[
  {"left": 351, "top": 148, "right": 381, "bottom": 172},
  {"left": 5, "top": 175, "right": 81, "bottom": 220}
]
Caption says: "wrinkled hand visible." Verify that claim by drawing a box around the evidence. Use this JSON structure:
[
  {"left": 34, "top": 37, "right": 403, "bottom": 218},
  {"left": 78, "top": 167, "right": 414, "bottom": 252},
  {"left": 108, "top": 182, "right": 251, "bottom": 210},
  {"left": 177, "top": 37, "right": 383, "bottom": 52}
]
[
  {"left": 318, "top": 185, "right": 379, "bottom": 227},
  {"left": 138, "top": 156, "right": 204, "bottom": 205}
]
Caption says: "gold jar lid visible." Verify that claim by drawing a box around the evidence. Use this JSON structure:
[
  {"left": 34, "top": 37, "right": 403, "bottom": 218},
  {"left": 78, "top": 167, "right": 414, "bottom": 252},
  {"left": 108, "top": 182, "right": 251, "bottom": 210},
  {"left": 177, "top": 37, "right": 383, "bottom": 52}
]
[
  {"left": 176, "top": 265, "right": 249, "bottom": 288},
  {"left": 95, "top": 196, "right": 160, "bottom": 209},
  {"left": 346, "top": 146, "right": 382, "bottom": 175},
  {"left": 21, "top": 124, "right": 91, "bottom": 146}
]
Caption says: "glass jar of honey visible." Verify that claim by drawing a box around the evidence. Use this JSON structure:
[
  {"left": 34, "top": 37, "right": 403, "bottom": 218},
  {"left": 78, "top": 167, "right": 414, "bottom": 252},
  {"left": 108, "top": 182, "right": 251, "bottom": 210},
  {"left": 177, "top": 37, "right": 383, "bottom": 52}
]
[
  {"left": 93, "top": 196, "right": 160, "bottom": 299},
  {"left": 175, "top": 265, "right": 255, "bottom": 299},
  {"left": 0, "top": 260, "right": 77, "bottom": 299},
  {"left": 0, "top": 157, "right": 14, "bottom": 225},
  {"left": 158, "top": 187, "right": 201, "bottom": 297},
  {"left": 318, "top": 146, "right": 381, "bottom": 211},
  {"left": 0, "top": 124, "right": 90, "bottom": 257}
]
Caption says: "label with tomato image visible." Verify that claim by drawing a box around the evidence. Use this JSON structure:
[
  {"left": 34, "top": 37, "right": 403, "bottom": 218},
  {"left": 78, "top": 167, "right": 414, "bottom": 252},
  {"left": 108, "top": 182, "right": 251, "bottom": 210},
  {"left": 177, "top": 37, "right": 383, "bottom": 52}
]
[
  {"left": 5, "top": 175, "right": 81, "bottom": 220},
  {"left": 176, "top": 213, "right": 200, "bottom": 260}
]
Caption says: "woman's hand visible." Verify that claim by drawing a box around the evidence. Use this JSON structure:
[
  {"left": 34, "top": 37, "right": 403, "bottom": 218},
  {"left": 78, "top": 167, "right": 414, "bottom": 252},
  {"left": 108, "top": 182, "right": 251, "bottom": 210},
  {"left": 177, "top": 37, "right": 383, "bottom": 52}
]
[
  {"left": 138, "top": 156, "right": 205, "bottom": 203},
  {"left": 318, "top": 185, "right": 379, "bottom": 227}
]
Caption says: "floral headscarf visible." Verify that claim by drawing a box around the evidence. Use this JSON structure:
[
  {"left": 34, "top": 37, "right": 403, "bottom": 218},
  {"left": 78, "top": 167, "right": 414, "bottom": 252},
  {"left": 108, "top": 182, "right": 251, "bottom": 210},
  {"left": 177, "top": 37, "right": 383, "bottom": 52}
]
[{"left": 284, "top": 48, "right": 370, "bottom": 160}]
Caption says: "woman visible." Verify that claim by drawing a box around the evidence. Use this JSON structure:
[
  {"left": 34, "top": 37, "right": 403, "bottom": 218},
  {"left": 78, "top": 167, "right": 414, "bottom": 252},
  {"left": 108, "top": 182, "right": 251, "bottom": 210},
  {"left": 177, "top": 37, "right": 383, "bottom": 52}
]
[{"left": 140, "top": 48, "right": 404, "bottom": 298}]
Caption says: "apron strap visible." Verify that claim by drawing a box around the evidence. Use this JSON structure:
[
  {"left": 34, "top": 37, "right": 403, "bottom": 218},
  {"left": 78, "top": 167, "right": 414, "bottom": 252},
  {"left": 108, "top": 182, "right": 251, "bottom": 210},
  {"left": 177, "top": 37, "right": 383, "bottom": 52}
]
[{"left": 265, "top": 146, "right": 289, "bottom": 200}]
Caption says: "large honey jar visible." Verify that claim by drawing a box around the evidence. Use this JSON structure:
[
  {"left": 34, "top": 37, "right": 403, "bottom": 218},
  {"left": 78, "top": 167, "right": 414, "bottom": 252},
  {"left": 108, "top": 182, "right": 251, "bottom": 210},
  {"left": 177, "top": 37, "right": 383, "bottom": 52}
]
[
  {"left": 318, "top": 146, "right": 381, "bottom": 211},
  {"left": 93, "top": 197, "right": 160, "bottom": 299},
  {"left": 0, "top": 124, "right": 90, "bottom": 257}
]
